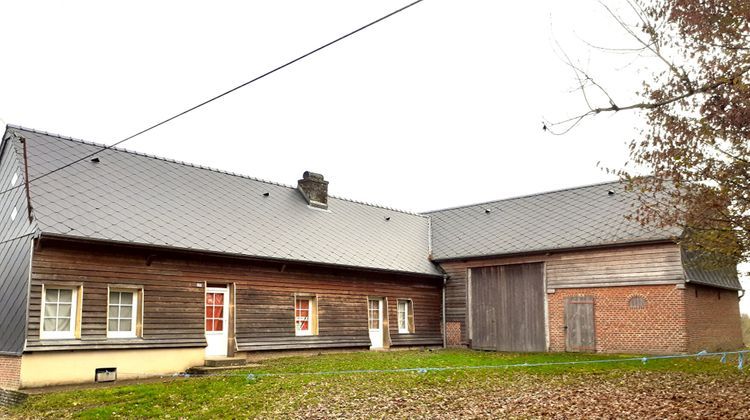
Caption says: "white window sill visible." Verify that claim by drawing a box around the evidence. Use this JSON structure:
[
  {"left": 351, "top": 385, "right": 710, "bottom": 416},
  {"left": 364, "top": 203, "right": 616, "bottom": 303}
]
[
  {"left": 107, "top": 334, "right": 139, "bottom": 339},
  {"left": 295, "top": 331, "right": 313, "bottom": 337},
  {"left": 40, "top": 334, "right": 76, "bottom": 340},
  {"left": 398, "top": 330, "right": 411, "bottom": 334}
]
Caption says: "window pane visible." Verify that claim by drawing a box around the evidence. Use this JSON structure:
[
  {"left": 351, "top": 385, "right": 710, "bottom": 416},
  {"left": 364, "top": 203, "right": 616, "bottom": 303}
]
[
  {"left": 205, "top": 319, "right": 213, "bottom": 331},
  {"left": 108, "top": 319, "right": 119, "bottom": 332},
  {"left": 44, "top": 302, "right": 57, "bottom": 317},
  {"left": 214, "top": 294, "right": 224, "bottom": 305},
  {"left": 58, "top": 289, "right": 73, "bottom": 303},
  {"left": 57, "top": 317, "right": 70, "bottom": 331},
  {"left": 109, "top": 305, "right": 120, "bottom": 319},
  {"left": 43, "top": 318, "right": 56, "bottom": 331},
  {"left": 58, "top": 304, "right": 71, "bottom": 318},
  {"left": 368, "top": 300, "right": 379, "bottom": 330},
  {"left": 296, "top": 299, "right": 309, "bottom": 311},
  {"left": 206, "top": 294, "right": 214, "bottom": 305},
  {"left": 120, "top": 292, "right": 133, "bottom": 304},
  {"left": 109, "top": 291, "right": 119, "bottom": 305},
  {"left": 205, "top": 306, "right": 213, "bottom": 318},
  {"left": 214, "top": 320, "right": 223, "bottom": 331},
  {"left": 120, "top": 306, "right": 132, "bottom": 318},
  {"left": 119, "top": 318, "right": 132, "bottom": 332},
  {"left": 213, "top": 306, "right": 223, "bottom": 318},
  {"left": 46, "top": 289, "right": 59, "bottom": 303}
]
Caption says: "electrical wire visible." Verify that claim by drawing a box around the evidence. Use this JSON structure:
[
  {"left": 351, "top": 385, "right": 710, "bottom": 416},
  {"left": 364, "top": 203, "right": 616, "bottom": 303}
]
[{"left": 0, "top": 0, "right": 425, "bottom": 199}]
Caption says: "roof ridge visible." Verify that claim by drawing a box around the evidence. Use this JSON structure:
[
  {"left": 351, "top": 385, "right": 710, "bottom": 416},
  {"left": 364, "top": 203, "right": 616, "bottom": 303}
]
[
  {"left": 423, "top": 179, "right": 623, "bottom": 214},
  {"left": 6, "top": 125, "right": 426, "bottom": 217},
  {"left": 7, "top": 124, "right": 297, "bottom": 190},
  {"left": 328, "top": 193, "right": 426, "bottom": 217}
]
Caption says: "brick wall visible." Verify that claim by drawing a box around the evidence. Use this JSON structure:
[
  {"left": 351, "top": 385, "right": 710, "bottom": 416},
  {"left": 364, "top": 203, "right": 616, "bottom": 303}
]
[
  {"left": 0, "top": 355, "right": 21, "bottom": 390},
  {"left": 548, "top": 285, "right": 688, "bottom": 354},
  {"left": 445, "top": 321, "right": 462, "bottom": 346},
  {"left": 684, "top": 284, "right": 744, "bottom": 352}
]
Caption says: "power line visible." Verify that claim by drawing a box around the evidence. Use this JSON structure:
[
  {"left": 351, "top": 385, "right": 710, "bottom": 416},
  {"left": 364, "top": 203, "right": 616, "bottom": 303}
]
[
  {"left": 0, "top": 232, "right": 36, "bottom": 246},
  {"left": 0, "top": 0, "right": 425, "bottom": 198}
]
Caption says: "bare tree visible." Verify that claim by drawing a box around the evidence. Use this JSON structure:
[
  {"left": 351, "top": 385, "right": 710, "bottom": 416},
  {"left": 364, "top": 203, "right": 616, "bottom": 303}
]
[{"left": 546, "top": 0, "right": 750, "bottom": 266}]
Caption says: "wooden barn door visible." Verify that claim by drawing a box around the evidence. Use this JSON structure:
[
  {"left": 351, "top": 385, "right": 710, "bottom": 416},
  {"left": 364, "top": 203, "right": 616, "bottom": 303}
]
[
  {"left": 564, "top": 296, "right": 596, "bottom": 352},
  {"left": 470, "top": 263, "right": 546, "bottom": 352}
]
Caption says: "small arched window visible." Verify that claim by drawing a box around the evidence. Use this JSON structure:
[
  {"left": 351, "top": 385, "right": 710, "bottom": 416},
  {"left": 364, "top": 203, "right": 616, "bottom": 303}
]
[{"left": 628, "top": 295, "right": 646, "bottom": 309}]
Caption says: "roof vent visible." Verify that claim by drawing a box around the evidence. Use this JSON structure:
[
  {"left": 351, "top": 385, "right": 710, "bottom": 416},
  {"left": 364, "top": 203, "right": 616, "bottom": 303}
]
[
  {"left": 607, "top": 189, "right": 615, "bottom": 196},
  {"left": 297, "top": 171, "right": 329, "bottom": 210},
  {"left": 262, "top": 192, "right": 270, "bottom": 197},
  {"left": 91, "top": 157, "right": 100, "bottom": 163},
  {"left": 484, "top": 208, "right": 491, "bottom": 214}
]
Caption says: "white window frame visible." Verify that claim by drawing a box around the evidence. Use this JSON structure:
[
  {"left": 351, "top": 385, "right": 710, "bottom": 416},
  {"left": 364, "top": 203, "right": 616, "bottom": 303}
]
[
  {"left": 107, "top": 287, "right": 141, "bottom": 339},
  {"left": 397, "top": 299, "right": 413, "bottom": 334},
  {"left": 40, "top": 285, "right": 79, "bottom": 340},
  {"left": 294, "top": 295, "right": 317, "bottom": 336}
]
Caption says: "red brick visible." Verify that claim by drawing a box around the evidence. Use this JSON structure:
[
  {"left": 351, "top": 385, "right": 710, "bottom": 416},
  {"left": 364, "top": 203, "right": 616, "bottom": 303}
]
[
  {"left": 548, "top": 284, "right": 743, "bottom": 354},
  {"left": 684, "top": 284, "right": 744, "bottom": 352},
  {"left": 0, "top": 355, "right": 21, "bottom": 390}
]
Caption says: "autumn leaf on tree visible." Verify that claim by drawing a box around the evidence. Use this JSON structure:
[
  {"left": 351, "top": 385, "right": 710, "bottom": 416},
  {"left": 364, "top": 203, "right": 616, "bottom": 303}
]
[{"left": 546, "top": 0, "right": 750, "bottom": 269}]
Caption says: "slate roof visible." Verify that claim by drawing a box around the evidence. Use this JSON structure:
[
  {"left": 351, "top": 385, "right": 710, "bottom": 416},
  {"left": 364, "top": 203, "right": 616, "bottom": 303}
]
[
  {"left": 6, "top": 125, "right": 741, "bottom": 291},
  {"left": 425, "top": 182, "right": 683, "bottom": 261},
  {"left": 5, "top": 126, "right": 440, "bottom": 276},
  {"left": 682, "top": 250, "right": 743, "bottom": 290}
]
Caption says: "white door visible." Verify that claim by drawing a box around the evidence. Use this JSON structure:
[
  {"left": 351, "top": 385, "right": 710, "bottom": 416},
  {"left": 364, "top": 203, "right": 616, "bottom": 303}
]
[
  {"left": 368, "top": 298, "right": 384, "bottom": 349},
  {"left": 205, "top": 287, "right": 229, "bottom": 357}
]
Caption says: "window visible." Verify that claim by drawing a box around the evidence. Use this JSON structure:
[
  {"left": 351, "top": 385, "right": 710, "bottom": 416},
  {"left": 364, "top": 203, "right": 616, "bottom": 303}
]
[
  {"left": 108, "top": 289, "right": 141, "bottom": 338},
  {"left": 397, "top": 299, "right": 415, "bottom": 334},
  {"left": 295, "top": 296, "right": 317, "bottom": 336},
  {"left": 368, "top": 299, "right": 380, "bottom": 330},
  {"left": 205, "top": 291, "right": 225, "bottom": 332},
  {"left": 41, "top": 287, "right": 79, "bottom": 339},
  {"left": 628, "top": 295, "right": 646, "bottom": 310}
]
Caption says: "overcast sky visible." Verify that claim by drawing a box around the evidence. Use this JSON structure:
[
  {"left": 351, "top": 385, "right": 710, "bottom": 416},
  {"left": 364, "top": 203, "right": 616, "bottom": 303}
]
[{"left": 1, "top": 0, "right": 747, "bottom": 312}]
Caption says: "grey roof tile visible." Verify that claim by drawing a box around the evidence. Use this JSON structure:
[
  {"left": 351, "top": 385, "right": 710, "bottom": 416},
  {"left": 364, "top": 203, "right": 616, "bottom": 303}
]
[
  {"left": 9, "top": 126, "right": 440, "bottom": 276},
  {"left": 682, "top": 250, "right": 742, "bottom": 290},
  {"left": 426, "top": 181, "right": 682, "bottom": 261}
]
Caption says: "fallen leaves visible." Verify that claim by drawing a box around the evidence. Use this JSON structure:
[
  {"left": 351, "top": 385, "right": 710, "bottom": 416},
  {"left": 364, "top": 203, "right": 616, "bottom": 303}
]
[{"left": 291, "top": 370, "right": 750, "bottom": 419}]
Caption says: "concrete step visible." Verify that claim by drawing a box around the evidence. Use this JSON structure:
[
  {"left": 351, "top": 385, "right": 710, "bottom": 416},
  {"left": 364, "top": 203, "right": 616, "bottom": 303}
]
[{"left": 204, "top": 357, "right": 247, "bottom": 368}]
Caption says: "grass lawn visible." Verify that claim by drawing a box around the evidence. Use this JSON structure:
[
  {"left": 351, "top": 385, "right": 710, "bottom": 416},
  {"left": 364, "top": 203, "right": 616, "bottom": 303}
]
[{"left": 4, "top": 349, "right": 750, "bottom": 419}]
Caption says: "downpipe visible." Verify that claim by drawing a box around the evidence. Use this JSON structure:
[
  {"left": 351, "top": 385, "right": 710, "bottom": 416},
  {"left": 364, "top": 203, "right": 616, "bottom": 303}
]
[{"left": 442, "top": 274, "right": 447, "bottom": 348}]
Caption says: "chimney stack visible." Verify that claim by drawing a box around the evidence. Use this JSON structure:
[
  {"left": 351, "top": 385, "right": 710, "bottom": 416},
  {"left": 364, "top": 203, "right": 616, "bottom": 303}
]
[{"left": 297, "top": 171, "right": 329, "bottom": 209}]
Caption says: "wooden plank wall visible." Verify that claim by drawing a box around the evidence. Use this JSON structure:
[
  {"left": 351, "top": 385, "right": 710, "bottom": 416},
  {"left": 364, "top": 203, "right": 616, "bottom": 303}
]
[
  {"left": 441, "top": 264, "right": 468, "bottom": 343},
  {"left": 470, "top": 264, "right": 546, "bottom": 352},
  {"left": 439, "top": 242, "right": 683, "bottom": 346},
  {"left": 27, "top": 240, "right": 443, "bottom": 352}
]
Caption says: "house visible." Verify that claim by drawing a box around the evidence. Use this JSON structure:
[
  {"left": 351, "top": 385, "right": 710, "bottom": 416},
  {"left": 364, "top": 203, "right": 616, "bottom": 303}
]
[{"left": 0, "top": 125, "right": 743, "bottom": 390}]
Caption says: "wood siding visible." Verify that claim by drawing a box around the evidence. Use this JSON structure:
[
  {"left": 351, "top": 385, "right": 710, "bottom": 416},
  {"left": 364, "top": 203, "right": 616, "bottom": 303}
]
[
  {"left": 26, "top": 240, "right": 442, "bottom": 352},
  {"left": 439, "top": 242, "right": 684, "bottom": 346}
]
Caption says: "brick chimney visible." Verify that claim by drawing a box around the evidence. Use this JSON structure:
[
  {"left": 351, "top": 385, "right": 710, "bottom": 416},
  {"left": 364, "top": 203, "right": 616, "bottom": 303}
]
[{"left": 297, "top": 171, "right": 329, "bottom": 209}]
